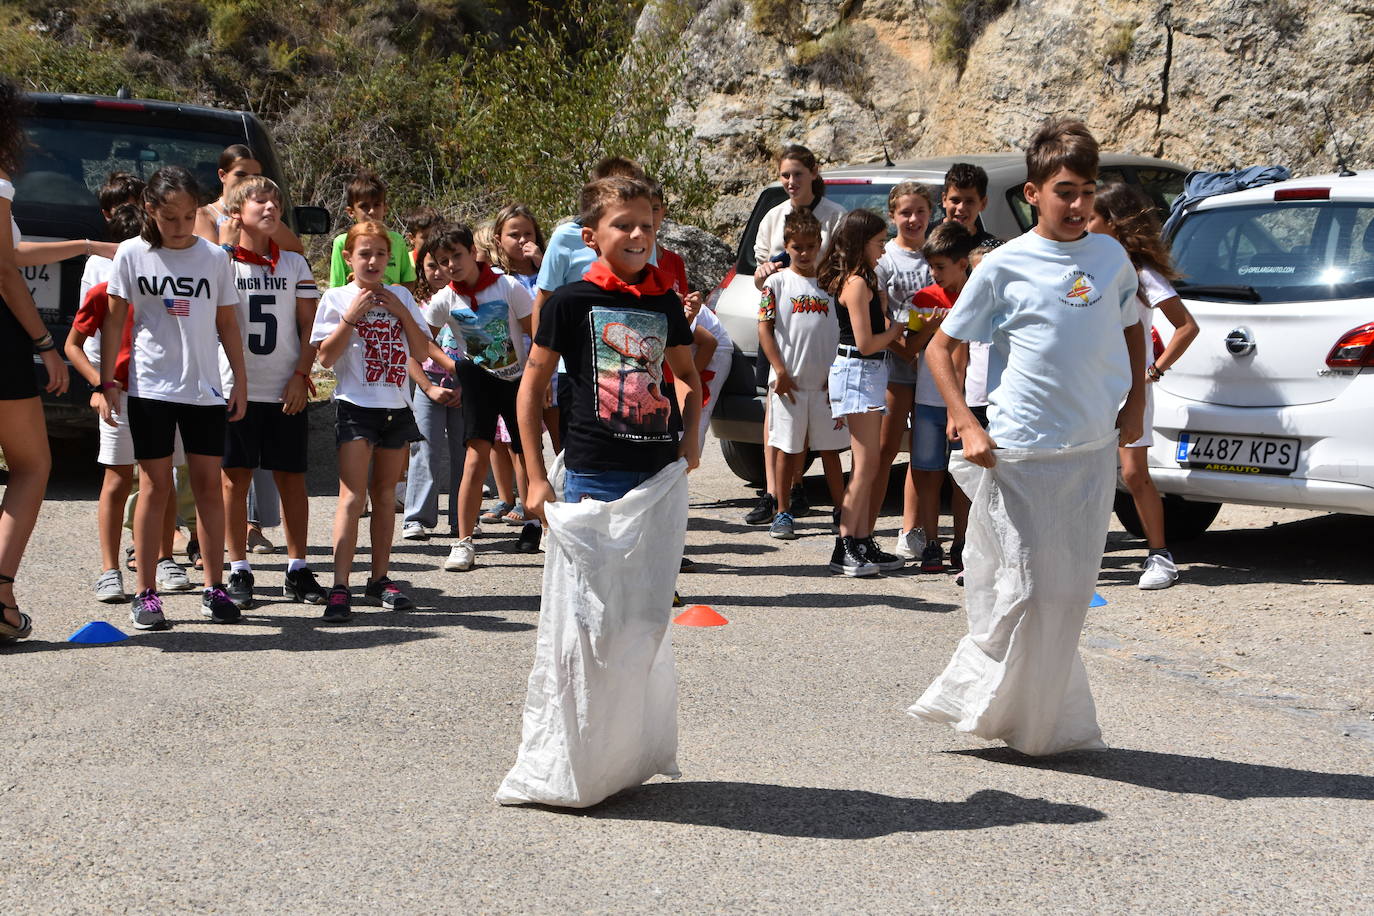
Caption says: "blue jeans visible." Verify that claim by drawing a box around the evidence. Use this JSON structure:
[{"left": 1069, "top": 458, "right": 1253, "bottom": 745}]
[
  {"left": 563, "top": 468, "right": 656, "bottom": 503},
  {"left": 404, "top": 379, "right": 466, "bottom": 531}
]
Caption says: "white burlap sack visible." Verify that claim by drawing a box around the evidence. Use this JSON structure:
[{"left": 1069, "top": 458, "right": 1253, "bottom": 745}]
[
  {"left": 496, "top": 457, "right": 688, "bottom": 807},
  {"left": 909, "top": 434, "right": 1118, "bottom": 756}
]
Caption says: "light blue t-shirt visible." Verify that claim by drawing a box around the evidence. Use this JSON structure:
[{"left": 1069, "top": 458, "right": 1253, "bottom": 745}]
[
  {"left": 942, "top": 230, "right": 1139, "bottom": 450},
  {"left": 533, "top": 220, "right": 661, "bottom": 293}
]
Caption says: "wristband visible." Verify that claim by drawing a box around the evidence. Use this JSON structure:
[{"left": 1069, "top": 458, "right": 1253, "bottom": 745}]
[
  {"left": 99, "top": 381, "right": 118, "bottom": 392},
  {"left": 1147, "top": 363, "right": 1165, "bottom": 381},
  {"left": 294, "top": 370, "right": 311, "bottom": 380}
]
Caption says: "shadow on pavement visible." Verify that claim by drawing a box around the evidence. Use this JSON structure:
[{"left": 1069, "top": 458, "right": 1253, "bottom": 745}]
[
  {"left": 951, "top": 747, "right": 1374, "bottom": 801},
  {"left": 682, "top": 592, "right": 957, "bottom": 613},
  {"left": 1101, "top": 513, "right": 1374, "bottom": 588},
  {"left": 576, "top": 782, "right": 1104, "bottom": 838}
]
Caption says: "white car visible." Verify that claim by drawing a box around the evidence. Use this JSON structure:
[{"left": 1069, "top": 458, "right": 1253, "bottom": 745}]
[
  {"left": 1137, "top": 171, "right": 1374, "bottom": 538},
  {"left": 707, "top": 153, "right": 1188, "bottom": 484}
]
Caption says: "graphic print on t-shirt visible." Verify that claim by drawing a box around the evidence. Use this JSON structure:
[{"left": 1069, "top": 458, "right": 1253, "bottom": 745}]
[
  {"left": 356, "top": 308, "right": 408, "bottom": 386},
  {"left": 452, "top": 298, "right": 519, "bottom": 380},
  {"left": 591, "top": 306, "right": 672, "bottom": 439},
  {"left": 164, "top": 298, "right": 190, "bottom": 317},
  {"left": 1062, "top": 270, "right": 1100, "bottom": 308}
]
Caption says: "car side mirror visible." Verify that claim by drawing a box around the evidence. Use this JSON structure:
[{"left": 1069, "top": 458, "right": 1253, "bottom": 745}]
[{"left": 293, "top": 205, "right": 331, "bottom": 235}]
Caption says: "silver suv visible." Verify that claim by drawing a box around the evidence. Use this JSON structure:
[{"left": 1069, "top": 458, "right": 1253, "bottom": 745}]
[{"left": 706, "top": 153, "right": 1188, "bottom": 484}]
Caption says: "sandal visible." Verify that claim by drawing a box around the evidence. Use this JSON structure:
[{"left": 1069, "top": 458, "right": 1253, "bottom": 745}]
[
  {"left": 186, "top": 538, "right": 203, "bottom": 571},
  {"left": 125, "top": 545, "right": 137, "bottom": 572},
  {"left": 480, "top": 501, "right": 514, "bottom": 524},
  {"left": 0, "top": 574, "right": 33, "bottom": 642}
]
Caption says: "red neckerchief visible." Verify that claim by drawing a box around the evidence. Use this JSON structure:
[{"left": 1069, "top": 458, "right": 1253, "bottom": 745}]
[
  {"left": 450, "top": 264, "right": 501, "bottom": 303},
  {"left": 230, "top": 240, "right": 280, "bottom": 273},
  {"left": 583, "top": 260, "right": 673, "bottom": 298}
]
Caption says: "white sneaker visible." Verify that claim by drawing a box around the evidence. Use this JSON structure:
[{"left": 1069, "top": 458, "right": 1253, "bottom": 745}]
[
  {"left": 1138, "top": 553, "right": 1179, "bottom": 590},
  {"left": 444, "top": 537, "right": 475, "bottom": 571},
  {"left": 401, "top": 522, "right": 428, "bottom": 541},
  {"left": 892, "top": 527, "right": 927, "bottom": 561}
]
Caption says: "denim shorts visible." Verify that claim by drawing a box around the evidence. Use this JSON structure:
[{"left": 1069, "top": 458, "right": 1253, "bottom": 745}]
[
  {"left": 911, "top": 403, "right": 952, "bottom": 471},
  {"left": 335, "top": 399, "right": 423, "bottom": 450},
  {"left": 564, "top": 467, "right": 657, "bottom": 503},
  {"left": 828, "top": 355, "right": 888, "bottom": 419}
]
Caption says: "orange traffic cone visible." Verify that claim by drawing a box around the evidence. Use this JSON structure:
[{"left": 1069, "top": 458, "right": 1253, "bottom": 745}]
[{"left": 673, "top": 604, "right": 728, "bottom": 627}]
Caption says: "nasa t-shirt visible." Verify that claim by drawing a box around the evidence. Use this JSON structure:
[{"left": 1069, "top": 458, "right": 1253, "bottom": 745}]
[
  {"left": 222, "top": 249, "right": 320, "bottom": 402},
  {"left": 536, "top": 280, "right": 694, "bottom": 473},
  {"left": 310, "top": 283, "right": 427, "bottom": 410},
  {"left": 942, "top": 230, "right": 1138, "bottom": 449},
  {"left": 107, "top": 236, "right": 240, "bottom": 406}
]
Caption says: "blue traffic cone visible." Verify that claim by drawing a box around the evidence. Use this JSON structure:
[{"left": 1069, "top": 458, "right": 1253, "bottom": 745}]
[{"left": 68, "top": 621, "right": 130, "bottom": 644}]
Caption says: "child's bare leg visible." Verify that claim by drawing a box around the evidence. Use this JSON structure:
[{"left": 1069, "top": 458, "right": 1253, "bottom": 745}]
[
  {"left": 512, "top": 452, "right": 530, "bottom": 512},
  {"left": 133, "top": 457, "right": 174, "bottom": 593},
  {"left": 952, "top": 484, "right": 971, "bottom": 544},
  {"left": 456, "top": 440, "right": 493, "bottom": 539},
  {"left": 186, "top": 453, "right": 227, "bottom": 584},
  {"left": 491, "top": 442, "right": 516, "bottom": 506},
  {"left": 1120, "top": 446, "right": 1166, "bottom": 549},
  {"left": 331, "top": 439, "right": 373, "bottom": 587},
  {"left": 840, "top": 412, "right": 883, "bottom": 538},
  {"left": 820, "top": 450, "right": 845, "bottom": 509},
  {"left": 914, "top": 469, "right": 944, "bottom": 544},
  {"left": 871, "top": 384, "right": 913, "bottom": 532},
  {"left": 161, "top": 488, "right": 178, "bottom": 559},
  {"left": 542, "top": 407, "right": 561, "bottom": 453},
  {"left": 368, "top": 446, "right": 408, "bottom": 580},
  {"left": 770, "top": 446, "right": 795, "bottom": 513},
  {"left": 221, "top": 467, "right": 253, "bottom": 563},
  {"left": 273, "top": 470, "right": 309, "bottom": 560},
  {"left": 99, "top": 465, "right": 134, "bottom": 571}
]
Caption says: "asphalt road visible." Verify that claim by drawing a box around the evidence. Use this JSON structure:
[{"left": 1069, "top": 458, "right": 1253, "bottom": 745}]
[{"left": 2, "top": 420, "right": 1371, "bottom": 914}]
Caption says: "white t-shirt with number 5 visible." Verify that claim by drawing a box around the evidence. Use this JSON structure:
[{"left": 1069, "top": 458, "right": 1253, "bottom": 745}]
[
  {"left": 220, "top": 250, "right": 320, "bottom": 402},
  {"left": 310, "top": 282, "right": 426, "bottom": 410}
]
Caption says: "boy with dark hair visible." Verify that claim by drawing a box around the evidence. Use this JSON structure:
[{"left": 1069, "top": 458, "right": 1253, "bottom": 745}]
[
  {"left": 328, "top": 171, "right": 417, "bottom": 292},
  {"left": 757, "top": 210, "right": 846, "bottom": 539},
  {"left": 941, "top": 162, "right": 1000, "bottom": 246},
  {"left": 909, "top": 117, "right": 1145, "bottom": 756},
  {"left": 499, "top": 175, "right": 701, "bottom": 808},
  {"left": 907, "top": 222, "right": 976, "bottom": 573}
]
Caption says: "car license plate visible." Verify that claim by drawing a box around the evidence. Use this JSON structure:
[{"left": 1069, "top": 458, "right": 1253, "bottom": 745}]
[
  {"left": 22, "top": 261, "right": 61, "bottom": 325},
  {"left": 1176, "top": 431, "right": 1299, "bottom": 476}
]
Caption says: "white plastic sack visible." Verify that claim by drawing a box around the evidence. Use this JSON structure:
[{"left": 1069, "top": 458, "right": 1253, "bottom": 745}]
[
  {"left": 909, "top": 434, "right": 1118, "bottom": 756},
  {"left": 496, "top": 457, "right": 688, "bottom": 807}
]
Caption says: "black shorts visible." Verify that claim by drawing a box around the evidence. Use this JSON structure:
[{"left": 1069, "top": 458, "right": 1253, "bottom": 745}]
[
  {"left": 457, "top": 361, "right": 522, "bottom": 455},
  {"left": 970, "top": 405, "right": 989, "bottom": 430},
  {"left": 334, "top": 399, "right": 423, "bottom": 450},
  {"left": 126, "top": 396, "right": 227, "bottom": 460},
  {"left": 0, "top": 297, "right": 39, "bottom": 401},
  {"left": 223, "top": 400, "right": 309, "bottom": 473}
]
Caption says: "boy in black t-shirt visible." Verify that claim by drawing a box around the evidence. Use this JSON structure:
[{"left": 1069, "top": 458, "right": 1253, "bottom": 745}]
[
  {"left": 939, "top": 162, "right": 1002, "bottom": 247},
  {"left": 518, "top": 177, "right": 701, "bottom": 509}
]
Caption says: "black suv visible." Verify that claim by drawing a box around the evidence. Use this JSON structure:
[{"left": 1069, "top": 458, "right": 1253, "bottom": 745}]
[{"left": 13, "top": 91, "right": 329, "bottom": 435}]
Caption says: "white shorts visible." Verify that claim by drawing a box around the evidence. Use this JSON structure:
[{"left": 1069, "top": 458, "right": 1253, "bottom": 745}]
[
  {"left": 98, "top": 390, "right": 186, "bottom": 467},
  {"left": 768, "top": 388, "right": 849, "bottom": 454},
  {"left": 1123, "top": 383, "right": 1155, "bottom": 449}
]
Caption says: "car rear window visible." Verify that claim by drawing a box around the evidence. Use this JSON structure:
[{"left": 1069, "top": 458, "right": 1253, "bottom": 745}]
[
  {"left": 14, "top": 115, "right": 237, "bottom": 215},
  {"left": 736, "top": 180, "right": 949, "bottom": 273},
  {"left": 1006, "top": 166, "right": 1187, "bottom": 231},
  {"left": 1171, "top": 201, "right": 1374, "bottom": 303}
]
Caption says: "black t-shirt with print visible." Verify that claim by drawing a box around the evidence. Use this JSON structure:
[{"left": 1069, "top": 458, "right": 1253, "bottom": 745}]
[{"left": 536, "top": 280, "right": 694, "bottom": 473}]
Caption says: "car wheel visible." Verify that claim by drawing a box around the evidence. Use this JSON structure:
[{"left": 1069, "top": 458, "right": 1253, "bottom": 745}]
[
  {"left": 720, "top": 439, "right": 766, "bottom": 487},
  {"left": 1114, "top": 491, "right": 1223, "bottom": 541}
]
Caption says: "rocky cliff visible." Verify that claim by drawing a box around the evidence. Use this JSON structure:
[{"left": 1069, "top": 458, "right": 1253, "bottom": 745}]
[{"left": 648, "top": 0, "right": 1374, "bottom": 240}]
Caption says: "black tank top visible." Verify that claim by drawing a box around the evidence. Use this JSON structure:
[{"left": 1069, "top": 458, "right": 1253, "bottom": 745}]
[{"left": 836, "top": 283, "right": 885, "bottom": 348}]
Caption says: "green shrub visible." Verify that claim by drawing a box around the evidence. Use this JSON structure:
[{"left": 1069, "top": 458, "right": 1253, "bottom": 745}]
[
  {"left": 1104, "top": 20, "right": 1138, "bottom": 65},
  {"left": 929, "top": 0, "right": 1014, "bottom": 72},
  {"left": 794, "top": 24, "right": 870, "bottom": 97}
]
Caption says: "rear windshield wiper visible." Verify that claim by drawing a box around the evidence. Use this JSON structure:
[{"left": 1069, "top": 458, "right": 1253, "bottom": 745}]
[{"left": 1174, "top": 283, "right": 1262, "bottom": 302}]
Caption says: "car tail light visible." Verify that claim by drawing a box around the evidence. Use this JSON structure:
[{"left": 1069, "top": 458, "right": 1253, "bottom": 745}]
[
  {"left": 825, "top": 178, "right": 873, "bottom": 185},
  {"left": 94, "top": 100, "right": 146, "bottom": 111},
  {"left": 1274, "top": 188, "right": 1330, "bottom": 201},
  {"left": 1151, "top": 326, "right": 1165, "bottom": 360},
  {"left": 1326, "top": 322, "right": 1374, "bottom": 367},
  {"left": 704, "top": 266, "right": 736, "bottom": 312}
]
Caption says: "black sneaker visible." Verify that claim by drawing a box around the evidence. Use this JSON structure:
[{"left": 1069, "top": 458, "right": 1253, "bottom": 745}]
[
  {"left": 744, "top": 493, "right": 777, "bottom": 526},
  {"left": 948, "top": 540, "right": 965, "bottom": 575},
  {"left": 789, "top": 484, "right": 810, "bottom": 517},
  {"left": 920, "top": 541, "right": 946, "bottom": 573},
  {"left": 828, "top": 536, "right": 878, "bottom": 577},
  {"left": 284, "top": 566, "right": 326, "bottom": 604},
  {"left": 322, "top": 586, "right": 353, "bottom": 622},
  {"left": 226, "top": 569, "right": 255, "bottom": 609},
  {"left": 860, "top": 537, "right": 906, "bottom": 572},
  {"left": 365, "top": 576, "right": 413, "bottom": 610},
  {"left": 516, "top": 522, "right": 542, "bottom": 553},
  {"left": 201, "top": 585, "right": 242, "bottom": 623}
]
